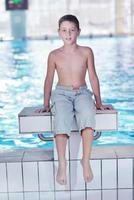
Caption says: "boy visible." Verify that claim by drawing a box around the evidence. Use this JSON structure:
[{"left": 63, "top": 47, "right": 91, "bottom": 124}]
[{"left": 40, "top": 14, "right": 112, "bottom": 185}]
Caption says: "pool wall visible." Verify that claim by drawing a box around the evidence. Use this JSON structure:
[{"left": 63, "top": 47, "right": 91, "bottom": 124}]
[{"left": 0, "top": 144, "right": 134, "bottom": 200}]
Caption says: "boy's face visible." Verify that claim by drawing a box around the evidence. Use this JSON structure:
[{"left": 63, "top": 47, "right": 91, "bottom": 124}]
[{"left": 58, "top": 21, "right": 80, "bottom": 44}]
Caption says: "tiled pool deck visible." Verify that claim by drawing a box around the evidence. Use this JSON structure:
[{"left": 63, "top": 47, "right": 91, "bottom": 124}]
[{"left": 0, "top": 145, "right": 134, "bottom": 200}]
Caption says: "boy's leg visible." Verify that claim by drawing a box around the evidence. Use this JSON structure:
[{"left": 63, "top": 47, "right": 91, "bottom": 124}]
[
  {"left": 51, "top": 86, "right": 81, "bottom": 185},
  {"left": 74, "top": 88, "right": 95, "bottom": 182},
  {"left": 55, "top": 134, "right": 68, "bottom": 185},
  {"left": 81, "top": 127, "right": 94, "bottom": 183}
]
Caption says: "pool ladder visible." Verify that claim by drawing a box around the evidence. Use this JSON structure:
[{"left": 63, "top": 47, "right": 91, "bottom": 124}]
[{"left": 38, "top": 131, "right": 101, "bottom": 141}]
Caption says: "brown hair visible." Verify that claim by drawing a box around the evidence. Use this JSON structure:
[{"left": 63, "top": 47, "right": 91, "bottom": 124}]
[{"left": 58, "top": 14, "right": 80, "bottom": 30}]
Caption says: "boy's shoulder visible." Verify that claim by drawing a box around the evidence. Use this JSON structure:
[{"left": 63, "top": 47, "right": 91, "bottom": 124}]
[
  {"left": 78, "top": 45, "right": 93, "bottom": 57},
  {"left": 49, "top": 47, "right": 62, "bottom": 56},
  {"left": 78, "top": 45, "right": 93, "bottom": 52},
  {"left": 47, "top": 48, "right": 62, "bottom": 62},
  {"left": 48, "top": 46, "right": 93, "bottom": 59}
]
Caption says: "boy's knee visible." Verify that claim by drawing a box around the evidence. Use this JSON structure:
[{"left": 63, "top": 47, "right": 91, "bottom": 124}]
[
  {"left": 55, "top": 133, "right": 70, "bottom": 138},
  {"left": 82, "top": 127, "right": 94, "bottom": 132},
  {"left": 81, "top": 128, "right": 94, "bottom": 138}
]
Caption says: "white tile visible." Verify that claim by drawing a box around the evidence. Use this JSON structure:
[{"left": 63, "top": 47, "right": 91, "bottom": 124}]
[
  {"left": 23, "top": 162, "right": 39, "bottom": 191},
  {"left": 69, "top": 132, "right": 82, "bottom": 160},
  {"left": 102, "top": 159, "right": 117, "bottom": 189},
  {"left": 24, "top": 192, "right": 40, "bottom": 200},
  {"left": 71, "top": 191, "right": 85, "bottom": 200},
  {"left": 118, "top": 189, "right": 133, "bottom": 200},
  {"left": 39, "top": 161, "right": 54, "bottom": 191},
  {"left": 87, "top": 160, "right": 101, "bottom": 189},
  {"left": 0, "top": 163, "right": 7, "bottom": 192},
  {"left": 40, "top": 192, "right": 54, "bottom": 200},
  {"left": 103, "top": 190, "right": 117, "bottom": 200},
  {"left": 118, "top": 159, "right": 133, "bottom": 188},
  {"left": 7, "top": 163, "right": 23, "bottom": 192},
  {"left": 87, "top": 190, "right": 101, "bottom": 200},
  {"left": 0, "top": 193, "right": 8, "bottom": 200},
  {"left": 70, "top": 160, "right": 85, "bottom": 190},
  {"left": 55, "top": 191, "right": 70, "bottom": 200},
  {"left": 54, "top": 139, "right": 69, "bottom": 161},
  {"left": 54, "top": 161, "right": 70, "bottom": 191},
  {"left": 8, "top": 193, "right": 24, "bottom": 200}
]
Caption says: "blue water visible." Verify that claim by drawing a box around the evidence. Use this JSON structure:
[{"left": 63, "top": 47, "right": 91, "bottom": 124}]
[{"left": 0, "top": 37, "right": 134, "bottom": 149}]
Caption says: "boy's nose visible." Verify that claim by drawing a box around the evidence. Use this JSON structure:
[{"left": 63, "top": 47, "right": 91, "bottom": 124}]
[{"left": 67, "top": 30, "right": 71, "bottom": 35}]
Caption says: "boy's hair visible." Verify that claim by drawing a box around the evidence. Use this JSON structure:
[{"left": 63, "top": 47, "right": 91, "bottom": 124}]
[{"left": 58, "top": 14, "right": 80, "bottom": 30}]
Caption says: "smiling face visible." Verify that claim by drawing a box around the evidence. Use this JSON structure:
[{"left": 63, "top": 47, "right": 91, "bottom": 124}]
[{"left": 58, "top": 21, "right": 80, "bottom": 45}]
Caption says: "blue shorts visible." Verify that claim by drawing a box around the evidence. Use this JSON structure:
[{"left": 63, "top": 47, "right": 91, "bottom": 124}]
[{"left": 51, "top": 85, "right": 96, "bottom": 137}]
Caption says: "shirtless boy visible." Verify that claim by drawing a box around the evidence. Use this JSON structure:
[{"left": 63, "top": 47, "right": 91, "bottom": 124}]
[{"left": 41, "top": 14, "right": 112, "bottom": 185}]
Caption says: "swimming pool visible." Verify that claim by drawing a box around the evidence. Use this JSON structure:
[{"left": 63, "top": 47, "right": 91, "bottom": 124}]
[{"left": 0, "top": 36, "right": 134, "bottom": 149}]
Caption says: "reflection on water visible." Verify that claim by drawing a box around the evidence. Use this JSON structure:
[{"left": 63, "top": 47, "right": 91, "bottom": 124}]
[{"left": 0, "top": 37, "right": 134, "bottom": 149}]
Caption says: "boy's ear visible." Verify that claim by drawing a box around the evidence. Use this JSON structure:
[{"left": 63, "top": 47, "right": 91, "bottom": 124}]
[
  {"left": 78, "top": 28, "right": 81, "bottom": 35},
  {"left": 58, "top": 29, "right": 61, "bottom": 36}
]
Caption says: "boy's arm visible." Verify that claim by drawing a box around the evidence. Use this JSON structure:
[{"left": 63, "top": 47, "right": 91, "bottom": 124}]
[
  {"left": 87, "top": 48, "right": 111, "bottom": 110},
  {"left": 43, "top": 52, "right": 55, "bottom": 110}
]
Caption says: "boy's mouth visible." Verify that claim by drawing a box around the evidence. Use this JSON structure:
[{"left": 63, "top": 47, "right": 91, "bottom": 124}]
[{"left": 65, "top": 38, "right": 71, "bottom": 41}]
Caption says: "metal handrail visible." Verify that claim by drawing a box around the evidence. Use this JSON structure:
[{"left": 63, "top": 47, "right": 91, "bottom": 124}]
[
  {"left": 93, "top": 131, "right": 102, "bottom": 140},
  {"left": 38, "top": 131, "right": 102, "bottom": 141},
  {"left": 38, "top": 134, "right": 53, "bottom": 141}
]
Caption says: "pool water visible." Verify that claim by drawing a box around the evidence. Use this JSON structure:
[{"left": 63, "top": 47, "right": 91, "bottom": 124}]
[{"left": 0, "top": 36, "right": 134, "bottom": 149}]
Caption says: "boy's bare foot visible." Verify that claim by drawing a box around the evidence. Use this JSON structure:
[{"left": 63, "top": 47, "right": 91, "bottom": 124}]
[
  {"left": 81, "top": 159, "right": 93, "bottom": 183},
  {"left": 56, "top": 159, "right": 67, "bottom": 185}
]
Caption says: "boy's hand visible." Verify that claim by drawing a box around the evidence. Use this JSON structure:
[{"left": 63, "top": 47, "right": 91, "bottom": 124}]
[
  {"left": 35, "top": 105, "right": 50, "bottom": 113},
  {"left": 96, "top": 104, "right": 113, "bottom": 110}
]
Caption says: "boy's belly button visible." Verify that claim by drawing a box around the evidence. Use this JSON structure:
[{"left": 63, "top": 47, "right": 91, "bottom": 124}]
[{"left": 72, "top": 86, "right": 80, "bottom": 90}]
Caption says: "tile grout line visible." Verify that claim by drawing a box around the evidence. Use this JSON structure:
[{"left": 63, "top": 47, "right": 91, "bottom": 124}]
[
  {"left": 21, "top": 161, "right": 25, "bottom": 200},
  {"left": 114, "top": 148, "right": 118, "bottom": 200},
  {"left": 116, "top": 158, "right": 118, "bottom": 200},
  {"left": 5, "top": 163, "right": 9, "bottom": 200},
  {"left": 100, "top": 159, "right": 103, "bottom": 200},
  {"left": 21, "top": 151, "right": 25, "bottom": 200},
  {"left": 37, "top": 162, "right": 41, "bottom": 200},
  {"left": 85, "top": 182, "right": 87, "bottom": 200}
]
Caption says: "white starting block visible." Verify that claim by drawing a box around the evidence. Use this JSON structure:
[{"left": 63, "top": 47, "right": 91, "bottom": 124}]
[
  {"left": 18, "top": 105, "right": 118, "bottom": 136},
  {"left": 18, "top": 106, "right": 118, "bottom": 193}
]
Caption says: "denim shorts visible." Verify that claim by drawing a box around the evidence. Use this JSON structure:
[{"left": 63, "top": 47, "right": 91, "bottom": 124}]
[{"left": 51, "top": 85, "right": 96, "bottom": 137}]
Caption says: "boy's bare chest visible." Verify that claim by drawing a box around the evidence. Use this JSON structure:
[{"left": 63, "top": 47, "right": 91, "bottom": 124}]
[{"left": 55, "top": 53, "right": 87, "bottom": 70}]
